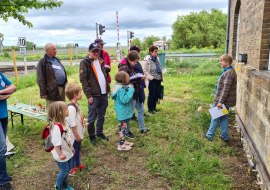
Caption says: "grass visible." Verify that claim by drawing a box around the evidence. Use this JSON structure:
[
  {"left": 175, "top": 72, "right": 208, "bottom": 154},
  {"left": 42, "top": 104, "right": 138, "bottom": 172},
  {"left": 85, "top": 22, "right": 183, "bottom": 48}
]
[{"left": 5, "top": 58, "right": 236, "bottom": 189}]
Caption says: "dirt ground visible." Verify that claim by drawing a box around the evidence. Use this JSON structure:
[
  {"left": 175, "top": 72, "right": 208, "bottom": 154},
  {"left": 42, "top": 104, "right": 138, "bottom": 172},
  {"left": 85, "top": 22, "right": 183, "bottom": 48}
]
[
  {"left": 221, "top": 124, "right": 261, "bottom": 190},
  {"left": 8, "top": 122, "right": 260, "bottom": 190}
]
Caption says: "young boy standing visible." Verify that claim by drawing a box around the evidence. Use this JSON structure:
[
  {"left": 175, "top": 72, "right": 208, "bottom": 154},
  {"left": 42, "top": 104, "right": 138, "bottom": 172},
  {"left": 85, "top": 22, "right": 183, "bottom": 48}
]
[
  {"left": 65, "top": 83, "right": 86, "bottom": 175},
  {"left": 205, "top": 54, "right": 237, "bottom": 142}
]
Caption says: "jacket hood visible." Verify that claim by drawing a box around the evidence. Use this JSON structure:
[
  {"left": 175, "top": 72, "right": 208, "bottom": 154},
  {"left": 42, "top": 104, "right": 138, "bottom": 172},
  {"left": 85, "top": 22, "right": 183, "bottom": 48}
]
[{"left": 111, "top": 83, "right": 123, "bottom": 99}]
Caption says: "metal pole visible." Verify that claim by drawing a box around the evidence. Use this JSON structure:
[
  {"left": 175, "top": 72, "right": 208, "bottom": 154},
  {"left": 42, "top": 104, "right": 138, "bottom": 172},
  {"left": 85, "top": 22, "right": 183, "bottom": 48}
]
[
  {"left": 226, "top": 0, "right": 231, "bottom": 54},
  {"left": 69, "top": 47, "right": 73, "bottom": 66},
  {"left": 0, "top": 34, "right": 3, "bottom": 55},
  {"left": 96, "top": 23, "right": 99, "bottom": 39},
  {"left": 75, "top": 46, "right": 78, "bottom": 60},
  {"left": 127, "top": 30, "right": 130, "bottom": 50},
  {"left": 24, "top": 53, "right": 27, "bottom": 75},
  {"left": 116, "top": 10, "right": 122, "bottom": 60},
  {"left": 11, "top": 49, "right": 19, "bottom": 84}
]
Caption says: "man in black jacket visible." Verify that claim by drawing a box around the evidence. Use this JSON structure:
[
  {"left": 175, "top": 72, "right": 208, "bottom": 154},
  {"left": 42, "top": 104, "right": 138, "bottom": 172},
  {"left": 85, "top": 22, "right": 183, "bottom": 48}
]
[
  {"left": 36, "top": 43, "right": 67, "bottom": 108},
  {"left": 79, "top": 42, "right": 110, "bottom": 144}
]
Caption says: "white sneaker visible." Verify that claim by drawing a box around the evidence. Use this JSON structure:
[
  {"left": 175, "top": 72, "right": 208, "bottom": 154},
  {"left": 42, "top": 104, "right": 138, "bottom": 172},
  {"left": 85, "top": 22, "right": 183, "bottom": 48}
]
[
  {"left": 124, "top": 140, "right": 134, "bottom": 147},
  {"left": 117, "top": 144, "right": 132, "bottom": 151}
]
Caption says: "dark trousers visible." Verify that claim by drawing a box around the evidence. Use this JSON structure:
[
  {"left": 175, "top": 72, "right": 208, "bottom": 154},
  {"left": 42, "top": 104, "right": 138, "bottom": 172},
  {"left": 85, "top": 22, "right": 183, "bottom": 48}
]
[
  {"left": 72, "top": 141, "right": 81, "bottom": 167},
  {"left": 87, "top": 95, "right": 108, "bottom": 137},
  {"left": 148, "top": 79, "right": 161, "bottom": 112}
]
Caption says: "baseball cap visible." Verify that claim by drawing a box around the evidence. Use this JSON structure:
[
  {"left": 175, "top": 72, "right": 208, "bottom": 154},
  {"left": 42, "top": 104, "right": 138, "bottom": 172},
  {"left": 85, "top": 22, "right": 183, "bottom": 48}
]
[
  {"left": 88, "top": 43, "right": 100, "bottom": 51},
  {"left": 94, "top": 38, "right": 106, "bottom": 45},
  {"left": 129, "top": 45, "right": 141, "bottom": 52}
]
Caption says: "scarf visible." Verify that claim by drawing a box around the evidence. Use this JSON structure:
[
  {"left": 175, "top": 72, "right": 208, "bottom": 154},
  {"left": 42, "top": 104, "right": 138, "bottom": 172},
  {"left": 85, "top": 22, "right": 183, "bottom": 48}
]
[{"left": 150, "top": 55, "right": 162, "bottom": 74}]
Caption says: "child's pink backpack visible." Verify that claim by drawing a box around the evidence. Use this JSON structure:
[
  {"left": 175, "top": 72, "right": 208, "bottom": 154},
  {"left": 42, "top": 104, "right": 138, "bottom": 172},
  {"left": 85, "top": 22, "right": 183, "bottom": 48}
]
[{"left": 41, "top": 123, "right": 64, "bottom": 152}]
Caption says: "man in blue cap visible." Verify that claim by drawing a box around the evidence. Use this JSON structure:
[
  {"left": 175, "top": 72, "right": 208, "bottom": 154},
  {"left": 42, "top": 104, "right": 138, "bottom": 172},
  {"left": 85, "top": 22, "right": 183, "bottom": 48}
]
[{"left": 79, "top": 42, "right": 110, "bottom": 144}]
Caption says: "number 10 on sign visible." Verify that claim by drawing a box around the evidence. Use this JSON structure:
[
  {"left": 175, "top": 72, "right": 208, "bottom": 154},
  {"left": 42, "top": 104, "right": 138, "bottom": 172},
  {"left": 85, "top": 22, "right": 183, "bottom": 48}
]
[{"left": 18, "top": 37, "right": 27, "bottom": 74}]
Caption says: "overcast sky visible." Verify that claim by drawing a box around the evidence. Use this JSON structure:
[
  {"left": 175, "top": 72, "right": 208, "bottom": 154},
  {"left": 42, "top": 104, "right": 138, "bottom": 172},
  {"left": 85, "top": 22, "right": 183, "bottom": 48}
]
[{"left": 0, "top": 0, "right": 228, "bottom": 48}]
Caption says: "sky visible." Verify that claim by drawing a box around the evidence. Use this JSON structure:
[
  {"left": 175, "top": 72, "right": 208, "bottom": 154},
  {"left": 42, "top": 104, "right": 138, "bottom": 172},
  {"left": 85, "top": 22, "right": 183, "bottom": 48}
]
[{"left": 0, "top": 0, "right": 228, "bottom": 48}]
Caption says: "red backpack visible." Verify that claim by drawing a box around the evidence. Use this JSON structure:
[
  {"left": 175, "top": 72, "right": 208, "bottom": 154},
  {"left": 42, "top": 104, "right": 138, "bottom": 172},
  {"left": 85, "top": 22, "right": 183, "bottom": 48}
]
[{"left": 41, "top": 123, "right": 64, "bottom": 152}]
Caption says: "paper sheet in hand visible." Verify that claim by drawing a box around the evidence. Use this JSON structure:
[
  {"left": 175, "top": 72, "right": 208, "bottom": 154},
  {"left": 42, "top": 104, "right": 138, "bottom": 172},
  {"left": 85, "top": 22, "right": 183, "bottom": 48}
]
[
  {"left": 208, "top": 104, "right": 229, "bottom": 119},
  {"left": 130, "top": 73, "right": 144, "bottom": 80}
]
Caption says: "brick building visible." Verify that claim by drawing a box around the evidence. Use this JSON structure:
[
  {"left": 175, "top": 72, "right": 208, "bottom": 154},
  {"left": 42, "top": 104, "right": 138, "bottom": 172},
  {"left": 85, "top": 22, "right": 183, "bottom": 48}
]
[{"left": 228, "top": 0, "right": 270, "bottom": 188}]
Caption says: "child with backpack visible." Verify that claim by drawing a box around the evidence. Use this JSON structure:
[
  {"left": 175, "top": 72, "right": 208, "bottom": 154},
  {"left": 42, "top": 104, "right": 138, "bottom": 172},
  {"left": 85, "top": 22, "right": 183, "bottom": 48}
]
[
  {"left": 47, "top": 101, "right": 74, "bottom": 190},
  {"left": 65, "top": 83, "right": 86, "bottom": 175},
  {"left": 111, "top": 71, "right": 135, "bottom": 151}
]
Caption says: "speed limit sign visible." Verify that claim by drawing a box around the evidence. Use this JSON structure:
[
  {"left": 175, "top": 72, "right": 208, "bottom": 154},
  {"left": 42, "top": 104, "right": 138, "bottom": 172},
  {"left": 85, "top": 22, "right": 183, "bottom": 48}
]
[{"left": 18, "top": 37, "right": 26, "bottom": 47}]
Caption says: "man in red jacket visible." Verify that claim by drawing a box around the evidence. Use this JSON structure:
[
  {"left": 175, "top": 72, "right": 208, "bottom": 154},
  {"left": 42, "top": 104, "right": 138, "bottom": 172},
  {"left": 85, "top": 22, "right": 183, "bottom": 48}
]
[{"left": 94, "top": 39, "right": 111, "bottom": 83}]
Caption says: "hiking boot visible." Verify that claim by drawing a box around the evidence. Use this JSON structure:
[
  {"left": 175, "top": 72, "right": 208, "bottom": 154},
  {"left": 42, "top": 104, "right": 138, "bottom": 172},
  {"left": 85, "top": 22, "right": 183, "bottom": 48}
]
[
  {"left": 154, "top": 109, "right": 159, "bottom": 112},
  {"left": 204, "top": 134, "right": 212, "bottom": 141},
  {"left": 89, "top": 136, "right": 97, "bottom": 145},
  {"left": 117, "top": 144, "right": 132, "bottom": 151},
  {"left": 0, "top": 183, "right": 13, "bottom": 190},
  {"left": 126, "top": 131, "right": 135, "bottom": 139},
  {"left": 141, "top": 128, "right": 150, "bottom": 134},
  {"left": 124, "top": 140, "right": 134, "bottom": 147},
  {"left": 69, "top": 167, "right": 79, "bottom": 176},
  {"left": 220, "top": 136, "right": 229, "bottom": 143},
  {"left": 97, "top": 133, "right": 109, "bottom": 141},
  {"left": 77, "top": 164, "right": 87, "bottom": 170},
  {"left": 64, "top": 185, "right": 74, "bottom": 190}
]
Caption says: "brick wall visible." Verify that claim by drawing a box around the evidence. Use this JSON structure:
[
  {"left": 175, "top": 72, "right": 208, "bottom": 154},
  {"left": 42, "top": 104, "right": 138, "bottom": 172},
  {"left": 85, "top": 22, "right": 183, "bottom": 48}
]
[{"left": 229, "top": 0, "right": 270, "bottom": 178}]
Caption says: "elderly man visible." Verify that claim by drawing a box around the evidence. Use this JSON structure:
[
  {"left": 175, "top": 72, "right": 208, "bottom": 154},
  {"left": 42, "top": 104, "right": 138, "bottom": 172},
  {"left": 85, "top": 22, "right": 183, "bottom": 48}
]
[
  {"left": 36, "top": 43, "right": 67, "bottom": 108},
  {"left": 0, "top": 71, "right": 16, "bottom": 190},
  {"left": 79, "top": 42, "right": 110, "bottom": 144},
  {"left": 94, "top": 38, "right": 111, "bottom": 83}
]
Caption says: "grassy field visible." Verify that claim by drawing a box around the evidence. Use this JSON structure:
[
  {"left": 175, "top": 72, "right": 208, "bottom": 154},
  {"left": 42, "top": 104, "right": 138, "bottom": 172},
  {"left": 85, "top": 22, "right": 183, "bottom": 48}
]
[{"left": 4, "top": 58, "right": 256, "bottom": 190}]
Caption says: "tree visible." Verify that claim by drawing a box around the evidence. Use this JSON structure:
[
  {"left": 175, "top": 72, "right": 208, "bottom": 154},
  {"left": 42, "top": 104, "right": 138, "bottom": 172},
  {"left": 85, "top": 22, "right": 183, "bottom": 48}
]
[
  {"left": 130, "top": 38, "right": 141, "bottom": 48},
  {"left": 141, "top": 35, "right": 160, "bottom": 50},
  {"left": 171, "top": 9, "right": 227, "bottom": 49},
  {"left": 0, "top": 0, "right": 63, "bottom": 27},
  {"left": 26, "top": 41, "right": 36, "bottom": 50}
]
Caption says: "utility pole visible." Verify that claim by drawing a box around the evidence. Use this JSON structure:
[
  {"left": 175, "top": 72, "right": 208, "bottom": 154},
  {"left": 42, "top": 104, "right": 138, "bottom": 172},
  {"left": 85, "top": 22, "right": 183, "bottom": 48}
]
[
  {"left": 116, "top": 10, "right": 122, "bottom": 61},
  {"left": 127, "top": 30, "right": 130, "bottom": 50},
  {"left": 96, "top": 23, "right": 99, "bottom": 39}
]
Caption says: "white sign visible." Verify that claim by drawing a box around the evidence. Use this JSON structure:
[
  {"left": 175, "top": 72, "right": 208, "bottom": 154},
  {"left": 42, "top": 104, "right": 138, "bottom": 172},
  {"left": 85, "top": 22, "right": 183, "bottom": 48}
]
[
  {"left": 20, "top": 47, "right": 26, "bottom": 55},
  {"left": 18, "top": 37, "right": 26, "bottom": 47}
]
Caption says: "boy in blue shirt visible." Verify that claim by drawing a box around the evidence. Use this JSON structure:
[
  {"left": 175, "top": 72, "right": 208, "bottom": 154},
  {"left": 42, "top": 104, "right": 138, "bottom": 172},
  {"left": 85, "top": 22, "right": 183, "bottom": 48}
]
[{"left": 0, "top": 72, "right": 16, "bottom": 190}]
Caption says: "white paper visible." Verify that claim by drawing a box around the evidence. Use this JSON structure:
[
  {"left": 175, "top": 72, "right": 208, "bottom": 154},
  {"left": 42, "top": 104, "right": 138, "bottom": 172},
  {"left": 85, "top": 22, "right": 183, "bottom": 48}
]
[
  {"left": 208, "top": 104, "right": 229, "bottom": 119},
  {"left": 130, "top": 73, "right": 144, "bottom": 80}
]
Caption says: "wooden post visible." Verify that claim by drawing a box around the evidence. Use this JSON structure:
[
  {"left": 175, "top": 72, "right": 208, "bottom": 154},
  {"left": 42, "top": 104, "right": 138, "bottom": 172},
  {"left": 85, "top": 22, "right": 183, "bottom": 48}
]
[
  {"left": 69, "top": 47, "right": 72, "bottom": 66},
  {"left": 11, "top": 49, "right": 19, "bottom": 84}
]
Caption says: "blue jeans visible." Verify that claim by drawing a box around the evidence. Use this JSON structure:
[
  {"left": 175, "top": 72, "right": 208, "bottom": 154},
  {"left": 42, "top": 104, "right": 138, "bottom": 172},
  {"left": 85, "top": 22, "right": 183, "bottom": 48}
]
[
  {"left": 73, "top": 141, "right": 81, "bottom": 167},
  {"left": 56, "top": 158, "right": 73, "bottom": 189},
  {"left": 132, "top": 99, "right": 146, "bottom": 131},
  {"left": 206, "top": 114, "right": 229, "bottom": 140},
  {"left": 0, "top": 118, "right": 11, "bottom": 186}
]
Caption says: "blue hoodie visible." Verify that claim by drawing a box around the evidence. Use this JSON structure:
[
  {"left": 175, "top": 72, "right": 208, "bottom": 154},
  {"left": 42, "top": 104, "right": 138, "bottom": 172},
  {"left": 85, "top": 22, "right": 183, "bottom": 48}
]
[{"left": 111, "top": 83, "right": 135, "bottom": 121}]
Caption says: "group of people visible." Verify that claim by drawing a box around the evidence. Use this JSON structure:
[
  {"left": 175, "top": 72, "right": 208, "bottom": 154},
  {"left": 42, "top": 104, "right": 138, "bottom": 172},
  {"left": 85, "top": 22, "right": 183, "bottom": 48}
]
[
  {"left": 0, "top": 37, "right": 237, "bottom": 190},
  {"left": 35, "top": 40, "right": 164, "bottom": 190}
]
